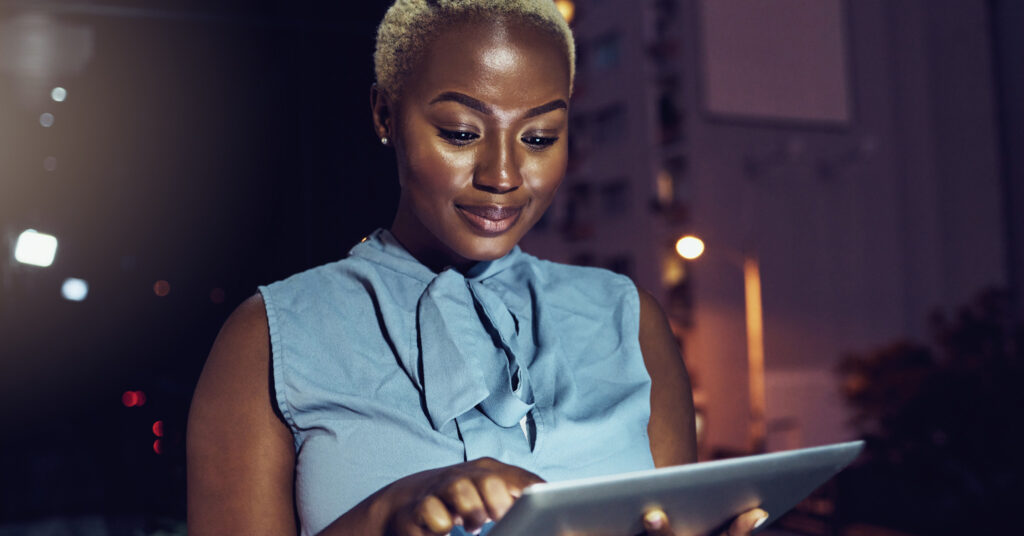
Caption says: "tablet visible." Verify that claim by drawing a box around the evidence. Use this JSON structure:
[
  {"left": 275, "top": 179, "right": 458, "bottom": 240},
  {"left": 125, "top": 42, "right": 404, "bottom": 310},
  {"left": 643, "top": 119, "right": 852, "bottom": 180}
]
[{"left": 487, "top": 440, "right": 864, "bottom": 536}]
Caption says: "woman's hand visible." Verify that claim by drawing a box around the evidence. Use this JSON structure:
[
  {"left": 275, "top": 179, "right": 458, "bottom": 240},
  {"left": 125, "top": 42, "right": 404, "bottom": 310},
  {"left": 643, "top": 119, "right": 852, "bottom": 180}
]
[
  {"left": 327, "top": 457, "right": 543, "bottom": 536},
  {"left": 640, "top": 507, "right": 769, "bottom": 536}
]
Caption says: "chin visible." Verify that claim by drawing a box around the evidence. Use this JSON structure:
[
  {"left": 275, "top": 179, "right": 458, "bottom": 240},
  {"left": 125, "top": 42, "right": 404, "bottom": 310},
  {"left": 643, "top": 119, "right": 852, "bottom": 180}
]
[{"left": 451, "top": 234, "right": 520, "bottom": 263}]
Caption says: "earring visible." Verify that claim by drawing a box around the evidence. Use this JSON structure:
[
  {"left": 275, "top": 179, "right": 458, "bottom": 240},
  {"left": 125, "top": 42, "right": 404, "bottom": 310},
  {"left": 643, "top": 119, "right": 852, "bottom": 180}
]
[{"left": 380, "top": 136, "right": 389, "bottom": 146}]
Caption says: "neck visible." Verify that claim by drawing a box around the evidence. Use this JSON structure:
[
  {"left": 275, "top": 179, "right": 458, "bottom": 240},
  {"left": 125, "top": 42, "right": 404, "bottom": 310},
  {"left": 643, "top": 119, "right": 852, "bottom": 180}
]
[{"left": 390, "top": 208, "right": 475, "bottom": 274}]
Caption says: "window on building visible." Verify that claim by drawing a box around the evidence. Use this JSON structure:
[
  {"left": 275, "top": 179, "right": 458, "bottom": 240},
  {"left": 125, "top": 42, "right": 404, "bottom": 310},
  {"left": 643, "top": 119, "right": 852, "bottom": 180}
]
[
  {"left": 656, "top": 155, "right": 690, "bottom": 222},
  {"left": 562, "top": 182, "right": 595, "bottom": 240},
  {"left": 600, "top": 179, "right": 630, "bottom": 216},
  {"left": 592, "top": 33, "right": 621, "bottom": 70},
  {"left": 568, "top": 115, "right": 589, "bottom": 170},
  {"left": 593, "top": 104, "right": 626, "bottom": 145},
  {"left": 658, "top": 80, "right": 685, "bottom": 144}
]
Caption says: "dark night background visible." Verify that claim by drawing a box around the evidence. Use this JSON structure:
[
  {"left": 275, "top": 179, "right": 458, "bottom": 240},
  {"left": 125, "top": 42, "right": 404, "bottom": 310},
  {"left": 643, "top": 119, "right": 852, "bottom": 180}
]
[{"left": 1, "top": 1, "right": 397, "bottom": 527}]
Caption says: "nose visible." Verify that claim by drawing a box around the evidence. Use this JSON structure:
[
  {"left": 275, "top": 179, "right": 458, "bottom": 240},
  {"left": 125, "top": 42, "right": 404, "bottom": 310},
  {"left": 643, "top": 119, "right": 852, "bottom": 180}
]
[{"left": 473, "top": 134, "right": 522, "bottom": 194}]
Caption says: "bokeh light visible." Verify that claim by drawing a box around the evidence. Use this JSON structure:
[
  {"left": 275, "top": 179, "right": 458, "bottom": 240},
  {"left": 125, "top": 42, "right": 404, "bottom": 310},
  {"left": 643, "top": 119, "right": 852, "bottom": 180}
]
[
  {"left": 675, "top": 235, "right": 705, "bottom": 260},
  {"left": 14, "top": 229, "right": 58, "bottom": 267},
  {"left": 51, "top": 86, "right": 67, "bottom": 102},
  {"left": 153, "top": 280, "right": 170, "bottom": 297},
  {"left": 61, "top": 278, "right": 89, "bottom": 301},
  {"left": 554, "top": 0, "right": 575, "bottom": 23},
  {"left": 121, "top": 390, "right": 147, "bottom": 407},
  {"left": 39, "top": 112, "right": 55, "bottom": 127}
]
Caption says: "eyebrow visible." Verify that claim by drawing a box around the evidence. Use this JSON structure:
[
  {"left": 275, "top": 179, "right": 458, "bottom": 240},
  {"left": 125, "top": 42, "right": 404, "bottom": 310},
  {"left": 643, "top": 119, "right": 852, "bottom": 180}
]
[{"left": 429, "top": 91, "right": 568, "bottom": 118}]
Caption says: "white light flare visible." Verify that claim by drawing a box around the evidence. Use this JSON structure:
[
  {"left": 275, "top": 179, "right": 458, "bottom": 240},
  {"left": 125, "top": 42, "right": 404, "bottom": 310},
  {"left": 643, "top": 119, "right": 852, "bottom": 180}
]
[
  {"left": 61, "top": 278, "right": 89, "bottom": 301},
  {"left": 675, "top": 235, "right": 705, "bottom": 260},
  {"left": 14, "top": 229, "right": 59, "bottom": 267},
  {"left": 51, "top": 87, "right": 67, "bottom": 102}
]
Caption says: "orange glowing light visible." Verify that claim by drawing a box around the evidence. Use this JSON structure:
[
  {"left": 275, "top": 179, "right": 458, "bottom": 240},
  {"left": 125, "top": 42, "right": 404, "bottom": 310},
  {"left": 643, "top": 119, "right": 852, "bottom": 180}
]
[
  {"left": 675, "top": 235, "right": 705, "bottom": 260},
  {"left": 554, "top": 0, "right": 575, "bottom": 23},
  {"left": 152, "top": 420, "right": 164, "bottom": 437},
  {"left": 153, "top": 280, "right": 170, "bottom": 297}
]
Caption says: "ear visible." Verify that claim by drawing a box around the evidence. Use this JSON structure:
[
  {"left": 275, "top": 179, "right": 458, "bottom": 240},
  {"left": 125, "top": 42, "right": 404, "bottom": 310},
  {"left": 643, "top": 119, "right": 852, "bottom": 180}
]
[{"left": 370, "top": 83, "right": 393, "bottom": 143}]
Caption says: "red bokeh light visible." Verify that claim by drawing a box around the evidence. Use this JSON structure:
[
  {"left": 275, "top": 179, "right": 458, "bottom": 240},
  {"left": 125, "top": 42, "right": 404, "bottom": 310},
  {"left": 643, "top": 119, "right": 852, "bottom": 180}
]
[
  {"left": 122, "top": 391, "right": 138, "bottom": 407},
  {"left": 121, "top": 390, "right": 147, "bottom": 407},
  {"left": 209, "top": 287, "right": 225, "bottom": 304},
  {"left": 153, "top": 280, "right": 170, "bottom": 297},
  {"left": 152, "top": 420, "right": 164, "bottom": 437},
  {"left": 153, "top": 439, "right": 163, "bottom": 455}
]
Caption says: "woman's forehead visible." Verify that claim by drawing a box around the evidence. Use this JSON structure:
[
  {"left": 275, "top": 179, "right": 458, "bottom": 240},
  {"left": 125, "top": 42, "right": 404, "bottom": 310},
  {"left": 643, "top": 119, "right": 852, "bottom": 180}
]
[{"left": 406, "top": 18, "right": 571, "bottom": 104}]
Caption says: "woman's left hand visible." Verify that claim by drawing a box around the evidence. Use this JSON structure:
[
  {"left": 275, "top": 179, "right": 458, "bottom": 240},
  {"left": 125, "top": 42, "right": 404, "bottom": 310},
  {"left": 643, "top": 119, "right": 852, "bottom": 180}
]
[{"left": 640, "top": 507, "right": 769, "bottom": 536}]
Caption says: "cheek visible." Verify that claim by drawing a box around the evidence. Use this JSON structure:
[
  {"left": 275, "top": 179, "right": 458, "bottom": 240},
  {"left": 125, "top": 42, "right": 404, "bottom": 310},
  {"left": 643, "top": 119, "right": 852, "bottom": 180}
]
[
  {"left": 523, "top": 149, "right": 568, "bottom": 201},
  {"left": 404, "top": 142, "right": 475, "bottom": 195}
]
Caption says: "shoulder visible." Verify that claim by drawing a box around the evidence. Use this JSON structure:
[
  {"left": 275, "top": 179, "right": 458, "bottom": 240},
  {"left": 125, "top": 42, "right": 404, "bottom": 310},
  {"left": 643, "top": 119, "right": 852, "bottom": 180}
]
[
  {"left": 190, "top": 293, "right": 272, "bottom": 422},
  {"left": 635, "top": 287, "right": 674, "bottom": 353},
  {"left": 187, "top": 293, "right": 297, "bottom": 533}
]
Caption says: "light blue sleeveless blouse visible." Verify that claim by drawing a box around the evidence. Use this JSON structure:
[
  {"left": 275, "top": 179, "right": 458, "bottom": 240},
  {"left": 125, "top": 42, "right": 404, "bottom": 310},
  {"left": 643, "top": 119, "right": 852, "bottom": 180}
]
[{"left": 259, "top": 229, "right": 655, "bottom": 535}]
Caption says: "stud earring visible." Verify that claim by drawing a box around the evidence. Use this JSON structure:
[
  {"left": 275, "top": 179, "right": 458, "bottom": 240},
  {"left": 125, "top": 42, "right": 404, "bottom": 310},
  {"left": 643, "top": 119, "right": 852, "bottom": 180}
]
[{"left": 380, "top": 136, "right": 389, "bottom": 146}]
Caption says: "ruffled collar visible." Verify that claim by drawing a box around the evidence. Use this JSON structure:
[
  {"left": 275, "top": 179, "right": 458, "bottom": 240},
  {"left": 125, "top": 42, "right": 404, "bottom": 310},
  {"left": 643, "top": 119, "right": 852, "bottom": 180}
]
[{"left": 348, "top": 229, "right": 535, "bottom": 439}]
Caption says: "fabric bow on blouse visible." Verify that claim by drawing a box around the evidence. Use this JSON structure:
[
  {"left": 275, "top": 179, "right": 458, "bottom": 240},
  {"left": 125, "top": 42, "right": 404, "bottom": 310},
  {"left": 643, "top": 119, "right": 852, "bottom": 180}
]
[{"left": 349, "top": 230, "right": 537, "bottom": 457}]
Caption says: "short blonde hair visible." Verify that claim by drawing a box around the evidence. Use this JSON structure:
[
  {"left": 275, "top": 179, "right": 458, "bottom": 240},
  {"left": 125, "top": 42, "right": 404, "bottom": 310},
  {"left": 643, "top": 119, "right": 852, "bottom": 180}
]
[{"left": 374, "top": 0, "right": 576, "bottom": 98}]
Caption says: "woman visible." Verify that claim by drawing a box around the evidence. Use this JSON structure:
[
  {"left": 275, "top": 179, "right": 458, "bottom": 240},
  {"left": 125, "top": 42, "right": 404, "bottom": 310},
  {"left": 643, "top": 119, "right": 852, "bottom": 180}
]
[{"left": 187, "top": 1, "right": 767, "bottom": 534}]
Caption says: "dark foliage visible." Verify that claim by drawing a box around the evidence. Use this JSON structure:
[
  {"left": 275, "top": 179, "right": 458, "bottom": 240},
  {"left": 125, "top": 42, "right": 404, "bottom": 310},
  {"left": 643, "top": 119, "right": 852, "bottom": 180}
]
[{"left": 837, "top": 289, "right": 1024, "bottom": 534}]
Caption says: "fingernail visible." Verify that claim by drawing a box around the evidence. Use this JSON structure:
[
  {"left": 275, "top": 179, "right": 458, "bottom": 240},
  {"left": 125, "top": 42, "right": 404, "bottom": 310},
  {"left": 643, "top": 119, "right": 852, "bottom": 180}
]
[
  {"left": 753, "top": 513, "right": 769, "bottom": 529},
  {"left": 644, "top": 509, "right": 667, "bottom": 530}
]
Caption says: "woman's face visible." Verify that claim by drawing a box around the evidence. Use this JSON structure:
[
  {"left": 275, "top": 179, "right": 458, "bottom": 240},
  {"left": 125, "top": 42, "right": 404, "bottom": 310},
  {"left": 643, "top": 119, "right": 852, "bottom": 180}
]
[{"left": 376, "top": 17, "right": 571, "bottom": 271}]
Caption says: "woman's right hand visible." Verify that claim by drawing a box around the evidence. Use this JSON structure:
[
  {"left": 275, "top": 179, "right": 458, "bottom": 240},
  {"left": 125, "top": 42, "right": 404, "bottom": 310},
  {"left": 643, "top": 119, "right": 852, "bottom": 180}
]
[{"left": 374, "top": 457, "right": 544, "bottom": 536}]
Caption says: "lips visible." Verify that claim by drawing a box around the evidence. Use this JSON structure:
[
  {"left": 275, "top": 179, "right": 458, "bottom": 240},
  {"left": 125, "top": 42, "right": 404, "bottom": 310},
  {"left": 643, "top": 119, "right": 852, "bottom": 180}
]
[{"left": 456, "top": 204, "right": 523, "bottom": 234}]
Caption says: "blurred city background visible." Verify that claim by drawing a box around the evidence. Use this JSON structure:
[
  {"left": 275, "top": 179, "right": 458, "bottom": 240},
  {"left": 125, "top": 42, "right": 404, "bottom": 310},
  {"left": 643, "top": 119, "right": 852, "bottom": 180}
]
[{"left": 1, "top": 0, "right": 1021, "bottom": 535}]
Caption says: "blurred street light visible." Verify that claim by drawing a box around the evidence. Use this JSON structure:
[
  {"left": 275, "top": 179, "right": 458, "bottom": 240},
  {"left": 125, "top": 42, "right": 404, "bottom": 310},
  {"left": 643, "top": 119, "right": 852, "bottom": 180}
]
[
  {"left": 554, "top": 0, "right": 575, "bottom": 23},
  {"left": 675, "top": 235, "right": 705, "bottom": 260},
  {"left": 61, "top": 278, "right": 89, "bottom": 301},
  {"left": 14, "top": 229, "right": 58, "bottom": 267},
  {"left": 686, "top": 235, "right": 767, "bottom": 453}
]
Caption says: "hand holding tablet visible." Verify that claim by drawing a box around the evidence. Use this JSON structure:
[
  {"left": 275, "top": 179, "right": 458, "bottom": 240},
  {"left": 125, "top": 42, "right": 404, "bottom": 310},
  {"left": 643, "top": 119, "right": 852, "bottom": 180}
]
[{"left": 487, "top": 441, "right": 864, "bottom": 536}]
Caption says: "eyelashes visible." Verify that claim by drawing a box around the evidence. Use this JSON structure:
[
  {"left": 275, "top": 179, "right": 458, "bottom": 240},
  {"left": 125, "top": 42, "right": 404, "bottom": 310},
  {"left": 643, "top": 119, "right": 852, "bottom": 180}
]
[
  {"left": 521, "top": 135, "right": 559, "bottom": 149},
  {"left": 438, "top": 128, "right": 479, "bottom": 146},
  {"left": 437, "top": 128, "right": 559, "bottom": 150}
]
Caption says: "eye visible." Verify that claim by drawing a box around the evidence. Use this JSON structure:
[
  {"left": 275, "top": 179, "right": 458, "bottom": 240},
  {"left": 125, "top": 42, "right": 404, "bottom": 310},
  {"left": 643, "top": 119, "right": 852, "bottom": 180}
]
[
  {"left": 522, "top": 135, "right": 559, "bottom": 149},
  {"left": 438, "top": 128, "right": 479, "bottom": 146}
]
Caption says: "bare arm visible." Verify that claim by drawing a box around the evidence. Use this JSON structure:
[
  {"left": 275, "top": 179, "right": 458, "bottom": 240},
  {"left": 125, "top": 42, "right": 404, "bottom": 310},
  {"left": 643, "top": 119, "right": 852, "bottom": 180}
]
[
  {"left": 187, "top": 294, "right": 298, "bottom": 535},
  {"left": 637, "top": 288, "right": 698, "bottom": 467},
  {"left": 636, "top": 288, "right": 769, "bottom": 535}
]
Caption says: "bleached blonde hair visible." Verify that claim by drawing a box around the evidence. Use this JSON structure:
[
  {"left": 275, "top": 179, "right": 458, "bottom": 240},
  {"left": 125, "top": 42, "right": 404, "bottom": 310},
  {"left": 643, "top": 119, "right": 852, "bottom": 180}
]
[{"left": 374, "top": 0, "right": 576, "bottom": 98}]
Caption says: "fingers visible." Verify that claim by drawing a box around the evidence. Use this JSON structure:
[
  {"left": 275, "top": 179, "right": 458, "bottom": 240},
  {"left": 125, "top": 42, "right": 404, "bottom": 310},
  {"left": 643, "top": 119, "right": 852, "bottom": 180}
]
[
  {"left": 387, "top": 458, "right": 547, "bottom": 536},
  {"left": 641, "top": 507, "right": 674, "bottom": 536},
  {"left": 437, "top": 478, "right": 489, "bottom": 530},
  {"left": 474, "top": 457, "right": 545, "bottom": 497},
  {"left": 477, "top": 474, "right": 514, "bottom": 520},
  {"left": 415, "top": 495, "right": 454, "bottom": 535},
  {"left": 725, "top": 508, "right": 769, "bottom": 536}
]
